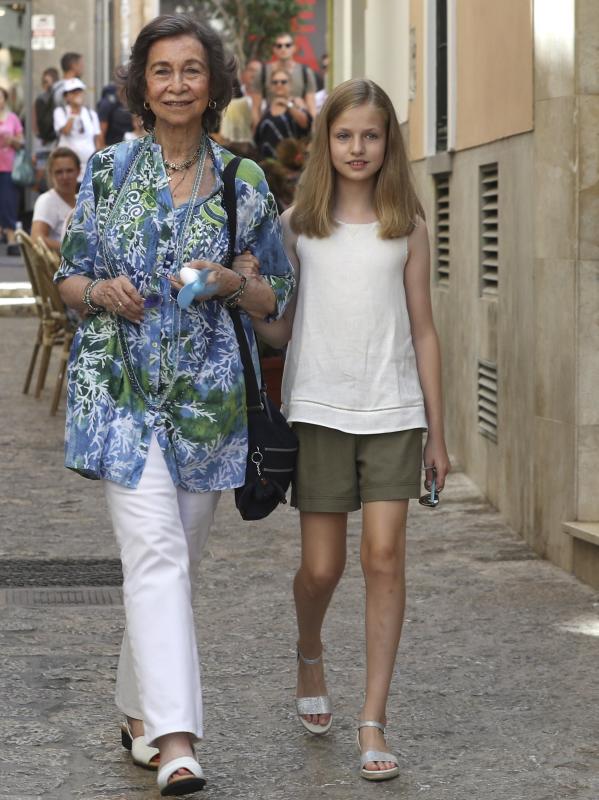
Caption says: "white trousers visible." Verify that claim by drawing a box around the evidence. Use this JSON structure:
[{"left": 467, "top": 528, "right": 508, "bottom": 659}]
[{"left": 104, "top": 434, "right": 220, "bottom": 745}]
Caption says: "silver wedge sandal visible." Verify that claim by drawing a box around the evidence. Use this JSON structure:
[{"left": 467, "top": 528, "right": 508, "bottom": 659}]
[
  {"left": 295, "top": 648, "right": 333, "bottom": 735},
  {"left": 357, "top": 720, "right": 399, "bottom": 781}
]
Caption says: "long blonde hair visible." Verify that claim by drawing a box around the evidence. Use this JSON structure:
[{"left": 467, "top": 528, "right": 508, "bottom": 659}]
[{"left": 291, "top": 79, "right": 423, "bottom": 239}]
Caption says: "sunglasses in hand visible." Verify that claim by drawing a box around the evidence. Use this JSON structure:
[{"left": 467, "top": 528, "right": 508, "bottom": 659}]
[{"left": 419, "top": 466, "right": 440, "bottom": 508}]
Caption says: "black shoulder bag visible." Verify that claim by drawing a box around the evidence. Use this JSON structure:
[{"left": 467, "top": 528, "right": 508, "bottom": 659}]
[{"left": 221, "top": 157, "right": 298, "bottom": 520}]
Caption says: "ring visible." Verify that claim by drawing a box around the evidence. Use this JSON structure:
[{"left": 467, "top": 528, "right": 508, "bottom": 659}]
[{"left": 115, "top": 301, "right": 123, "bottom": 312}]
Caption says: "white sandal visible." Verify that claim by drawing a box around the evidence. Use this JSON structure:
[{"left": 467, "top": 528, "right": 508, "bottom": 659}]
[
  {"left": 157, "top": 755, "right": 206, "bottom": 796},
  {"left": 357, "top": 721, "right": 399, "bottom": 781},
  {"left": 120, "top": 719, "right": 160, "bottom": 770},
  {"left": 295, "top": 648, "right": 333, "bottom": 735}
]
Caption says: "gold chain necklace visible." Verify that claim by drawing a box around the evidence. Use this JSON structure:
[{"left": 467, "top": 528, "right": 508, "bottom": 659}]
[{"left": 163, "top": 144, "right": 203, "bottom": 181}]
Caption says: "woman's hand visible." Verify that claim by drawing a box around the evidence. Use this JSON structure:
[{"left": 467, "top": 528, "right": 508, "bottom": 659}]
[
  {"left": 422, "top": 436, "right": 451, "bottom": 493},
  {"left": 168, "top": 259, "right": 247, "bottom": 302},
  {"left": 92, "top": 276, "right": 145, "bottom": 324}
]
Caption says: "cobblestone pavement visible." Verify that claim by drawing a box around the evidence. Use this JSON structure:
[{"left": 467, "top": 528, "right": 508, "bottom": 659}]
[{"left": 1, "top": 316, "right": 599, "bottom": 800}]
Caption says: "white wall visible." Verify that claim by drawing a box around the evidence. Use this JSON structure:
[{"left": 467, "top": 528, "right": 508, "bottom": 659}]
[
  {"left": 364, "top": 0, "right": 409, "bottom": 122},
  {"left": 332, "top": 0, "right": 409, "bottom": 122}
]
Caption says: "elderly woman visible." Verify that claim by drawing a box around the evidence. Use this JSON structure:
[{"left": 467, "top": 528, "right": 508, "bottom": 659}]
[
  {"left": 31, "top": 147, "right": 79, "bottom": 252},
  {"left": 56, "top": 15, "right": 294, "bottom": 798}
]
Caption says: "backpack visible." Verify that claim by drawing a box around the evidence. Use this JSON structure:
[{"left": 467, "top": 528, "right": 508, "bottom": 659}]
[
  {"left": 36, "top": 89, "right": 56, "bottom": 143},
  {"left": 260, "top": 62, "right": 309, "bottom": 99}
]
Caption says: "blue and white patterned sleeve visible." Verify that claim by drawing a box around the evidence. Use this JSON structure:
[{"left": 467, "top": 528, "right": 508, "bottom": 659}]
[
  {"left": 235, "top": 159, "right": 295, "bottom": 321},
  {"left": 55, "top": 157, "right": 99, "bottom": 282}
]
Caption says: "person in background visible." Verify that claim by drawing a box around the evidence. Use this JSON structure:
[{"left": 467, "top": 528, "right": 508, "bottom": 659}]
[
  {"left": 31, "top": 147, "right": 79, "bottom": 252},
  {"left": 218, "top": 59, "right": 260, "bottom": 145},
  {"left": 250, "top": 33, "right": 317, "bottom": 132},
  {"left": 255, "top": 69, "right": 311, "bottom": 159},
  {"left": 0, "top": 84, "right": 24, "bottom": 256},
  {"left": 218, "top": 78, "right": 253, "bottom": 145},
  {"left": 53, "top": 78, "right": 100, "bottom": 183},
  {"left": 33, "top": 67, "right": 59, "bottom": 189},
  {"left": 315, "top": 53, "right": 329, "bottom": 112},
  {"left": 123, "top": 114, "right": 146, "bottom": 141},
  {"left": 97, "top": 83, "right": 133, "bottom": 146},
  {"left": 53, "top": 52, "right": 84, "bottom": 108}
]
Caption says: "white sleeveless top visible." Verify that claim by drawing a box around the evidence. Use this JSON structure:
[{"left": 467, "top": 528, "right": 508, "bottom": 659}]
[{"left": 281, "top": 221, "right": 427, "bottom": 434}]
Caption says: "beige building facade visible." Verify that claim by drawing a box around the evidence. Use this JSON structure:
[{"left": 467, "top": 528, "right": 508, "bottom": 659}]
[{"left": 331, "top": 0, "right": 599, "bottom": 588}]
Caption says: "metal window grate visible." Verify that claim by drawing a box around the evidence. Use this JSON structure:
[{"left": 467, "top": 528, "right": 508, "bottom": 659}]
[
  {"left": 435, "top": 173, "right": 450, "bottom": 285},
  {"left": 477, "top": 360, "right": 498, "bottom": 442},
  {"left": 0, "top": 559, "right": 123, "bottom": 587},
  {"left": 480, "top": 164, "right": 499, "bottom": 297}
]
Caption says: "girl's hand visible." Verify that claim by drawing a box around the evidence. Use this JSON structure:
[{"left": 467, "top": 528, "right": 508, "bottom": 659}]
[
  {"left": 423, "top": 436, "right": 451, "bottom": 492},
  {"left": 92, "top": 276, "right": 145, "bottom": 324},
  {"left": 232, "top": 250, "right": 260, "bottom": 279}
]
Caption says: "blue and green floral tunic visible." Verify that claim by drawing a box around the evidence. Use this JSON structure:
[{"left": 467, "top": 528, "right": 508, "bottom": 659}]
[{"left": 56, "top": 136, "right": 294, "bottom": 491}]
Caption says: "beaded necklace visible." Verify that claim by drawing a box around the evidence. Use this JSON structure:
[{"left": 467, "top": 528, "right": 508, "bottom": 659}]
[{"left": 101, "top": 134, "right": 209, "bottom": 411}]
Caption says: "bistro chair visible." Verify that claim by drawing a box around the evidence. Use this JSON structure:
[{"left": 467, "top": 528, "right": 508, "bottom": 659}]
[
  {"left": 17, "top": 231, "right": 45, "bottom": 395},
  {"left": 16, "top": 230, "right": 75, "bottom": 415}
]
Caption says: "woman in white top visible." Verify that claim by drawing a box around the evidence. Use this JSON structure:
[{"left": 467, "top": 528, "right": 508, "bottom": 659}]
[
  {"left": 53, "top": 78, "right": 100, "bottom": 182},
  {"left": 252, "top": 79, "right": 451, "bottom": 781},
  {"left": 31, "top": 146, "right": 79, "bottom": 252}
]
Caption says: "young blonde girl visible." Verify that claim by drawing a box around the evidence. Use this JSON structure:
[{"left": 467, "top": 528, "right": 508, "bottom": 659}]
[{"left": 250, "top": 78, "right": 450, "bottom": 781}]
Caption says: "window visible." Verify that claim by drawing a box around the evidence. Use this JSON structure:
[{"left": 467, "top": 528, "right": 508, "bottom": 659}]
[
  {"left": 480, "top": 163, "right": 499, "bottom": 297},
  {"left": 436, "top": 0, "right": 448, "bottom": 151},
  {"left": 434, "top": 173, "right": 450, "bottom": 285},
  {"left": 477, "top": 359, "right": 498, "bottom": 443}
]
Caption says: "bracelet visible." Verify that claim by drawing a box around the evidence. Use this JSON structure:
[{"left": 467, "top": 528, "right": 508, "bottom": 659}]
[
  {"left": 83, "top": 278, "right": 105, "bottom": 314},
  {"left": 223, "top": 274, "right": 247, "bottom": 309}
]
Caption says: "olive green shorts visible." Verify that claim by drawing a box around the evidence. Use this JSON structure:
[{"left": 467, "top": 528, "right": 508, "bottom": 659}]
[{"left": 291, "top": 423, "right": 424, "bottom": 513}]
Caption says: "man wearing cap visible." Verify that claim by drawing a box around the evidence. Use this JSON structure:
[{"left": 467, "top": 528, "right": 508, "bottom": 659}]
[{"left": 53, "top": 78, "right": 100, "bottom": 183}]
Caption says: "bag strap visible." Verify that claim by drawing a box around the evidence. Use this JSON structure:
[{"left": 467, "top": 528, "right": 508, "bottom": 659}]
[{"left": 221, "top": 156, "right": 264, "bottom": 412}]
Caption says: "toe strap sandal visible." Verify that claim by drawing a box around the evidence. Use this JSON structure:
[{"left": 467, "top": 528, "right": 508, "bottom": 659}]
[
  {"left": 157, "top": 755, "right": 206, "bottom": 797},
  {"left": 357, "top": 720, "right": 400, "bottom": 782},
  {"left": 121, "top": 720, "right": 160, "bottom": 770},
  {"left": 295, "top": 648, "right": 333, "bottom": 735}
]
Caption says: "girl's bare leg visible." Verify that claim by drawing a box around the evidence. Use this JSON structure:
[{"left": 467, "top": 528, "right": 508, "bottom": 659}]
[
  {"left": 294, "top": 511, "right": 347, "bottom": 726},
  {"left": 359, "top": 500, "right": 408, "bottom": 771}
]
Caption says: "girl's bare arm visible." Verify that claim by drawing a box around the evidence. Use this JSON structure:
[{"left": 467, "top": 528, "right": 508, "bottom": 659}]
[{"left": 404, "top": 217, "right": 451, "bottom": 489}]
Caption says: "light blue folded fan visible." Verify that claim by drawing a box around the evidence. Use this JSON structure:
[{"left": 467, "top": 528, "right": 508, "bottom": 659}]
[{"left": 176, "top": 266, "right": 218, "bottom": 310}]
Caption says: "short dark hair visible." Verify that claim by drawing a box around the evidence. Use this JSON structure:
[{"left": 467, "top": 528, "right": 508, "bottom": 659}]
[
  {"left": 60, "top": 52, "right": 82, "bottom": 73},
  {"left": 48, "top": 146, "right": 81, "bottom": 174},
  {"left": 43, "top": 67, "right": 59, "bottom": 83},
  {"left": 118, "top": 14, "right": 236, "bottom": 133}
]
